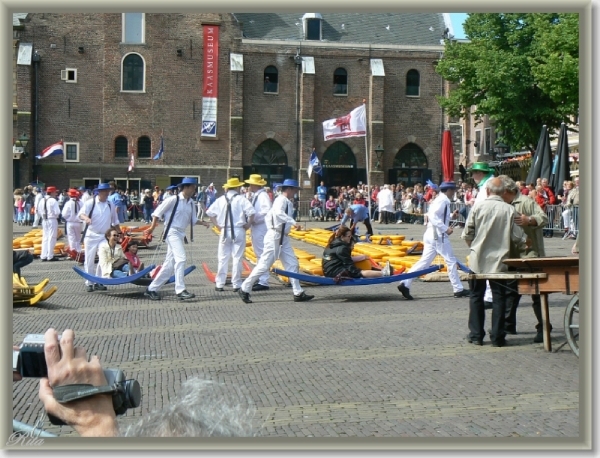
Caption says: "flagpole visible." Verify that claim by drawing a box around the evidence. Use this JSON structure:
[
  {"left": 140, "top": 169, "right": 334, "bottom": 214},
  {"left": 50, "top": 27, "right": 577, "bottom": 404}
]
[{"left": 363, "top": 100, "right": 371, "bottom": 219}]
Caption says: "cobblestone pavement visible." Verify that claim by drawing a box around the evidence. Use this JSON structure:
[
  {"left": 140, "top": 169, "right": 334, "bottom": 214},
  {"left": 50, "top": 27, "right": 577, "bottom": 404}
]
[{"left": 12, "top": 219, "right": 579, "bottom": 438}]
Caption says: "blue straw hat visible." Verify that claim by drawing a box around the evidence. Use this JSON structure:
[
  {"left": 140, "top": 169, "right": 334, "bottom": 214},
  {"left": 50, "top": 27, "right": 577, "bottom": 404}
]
[
  {"left": 179, "top": 177, "right": 198, "bottom": 187},
  {"left": 281, "top": 179, "right": 300, "bottom": 188}
]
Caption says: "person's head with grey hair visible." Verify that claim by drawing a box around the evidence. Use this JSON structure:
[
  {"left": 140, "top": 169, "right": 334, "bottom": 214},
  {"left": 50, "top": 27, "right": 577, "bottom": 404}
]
[
  {"left": 121, "top": 378, "right": 257, "bottom": 437},
  {"left": 498, "top": 175, "right": 518, "bottom": 194},
  {"left": 484, "top": 177, "right": 505, "bottom": 196},
  {"left": 497, "top": 175, "right": 519, "bottom": 204}
]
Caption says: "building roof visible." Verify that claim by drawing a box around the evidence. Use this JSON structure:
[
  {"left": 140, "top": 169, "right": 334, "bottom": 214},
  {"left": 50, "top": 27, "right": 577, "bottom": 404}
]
[
  {"left": 13, "top": 13, "right": 27, "bottom": 27},
  {"left": 233, "top": 13, "right": 449, "bottom": 46}
]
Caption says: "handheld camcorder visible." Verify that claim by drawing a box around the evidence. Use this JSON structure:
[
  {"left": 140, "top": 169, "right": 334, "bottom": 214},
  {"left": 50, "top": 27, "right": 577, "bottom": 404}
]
[{"left": 13, "top": 334, "right": 141, "bottom": 422}]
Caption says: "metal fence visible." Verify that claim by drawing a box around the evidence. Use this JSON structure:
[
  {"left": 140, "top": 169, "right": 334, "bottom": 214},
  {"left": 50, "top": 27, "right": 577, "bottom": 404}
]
[{"left": 291, "top": 199, "right": 578, "bottom": 237}]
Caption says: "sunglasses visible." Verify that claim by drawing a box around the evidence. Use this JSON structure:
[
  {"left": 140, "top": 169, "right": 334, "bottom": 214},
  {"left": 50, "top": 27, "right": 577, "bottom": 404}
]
[{"left": 110, "top": 233, "right": 123, "bottom": 238}]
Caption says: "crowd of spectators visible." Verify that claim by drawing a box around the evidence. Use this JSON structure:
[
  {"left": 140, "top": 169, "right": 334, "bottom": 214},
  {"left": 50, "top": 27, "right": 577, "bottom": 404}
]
[{"left": 13, "top": 170, "right": 579, "bottom": 236}]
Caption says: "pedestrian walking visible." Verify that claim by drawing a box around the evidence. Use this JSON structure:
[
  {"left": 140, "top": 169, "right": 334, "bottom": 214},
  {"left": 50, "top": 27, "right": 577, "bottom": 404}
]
[
  {"left": 206, "top": 178, "right": 255, "bottom": 292},
  {"left": 143, "top": 177, "right": 210, "bottom": 301},
  {"left": 78, "top": 183, "right": 120, "bottom": 292},
  {"left": 239, "top": 179, "right": 314, "bottom": 304},
  {"left": 397, "top": 181, "right": 470, "bottom": 300}
]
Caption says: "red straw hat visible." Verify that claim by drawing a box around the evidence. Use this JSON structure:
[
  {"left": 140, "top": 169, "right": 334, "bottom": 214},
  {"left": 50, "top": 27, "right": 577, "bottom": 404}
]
[
  {"left": 46, "top": 186, "right": 57, "bottom": 194},
  {"left": 68, "top": 188, "right": 80, "bottom": 198}
]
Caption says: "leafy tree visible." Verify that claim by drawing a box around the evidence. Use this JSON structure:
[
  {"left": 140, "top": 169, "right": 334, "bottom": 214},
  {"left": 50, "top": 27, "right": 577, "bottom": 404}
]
[{"left": 436, "top": 13, "right": 579, "bottom": 151}]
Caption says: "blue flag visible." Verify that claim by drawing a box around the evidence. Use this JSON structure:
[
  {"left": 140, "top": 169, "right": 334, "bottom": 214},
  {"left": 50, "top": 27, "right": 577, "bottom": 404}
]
[
  {"left": 307, "top": 149, "right": 322, "bottom": 178},
  {"left": 153, "top": 135, "right": 164, "bottom": 160}
]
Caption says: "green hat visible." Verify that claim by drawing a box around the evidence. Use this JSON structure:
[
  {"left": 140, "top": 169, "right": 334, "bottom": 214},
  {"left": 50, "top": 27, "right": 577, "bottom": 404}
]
[{"left": 468, "top": 162, "right": 493, "bottom": 173}]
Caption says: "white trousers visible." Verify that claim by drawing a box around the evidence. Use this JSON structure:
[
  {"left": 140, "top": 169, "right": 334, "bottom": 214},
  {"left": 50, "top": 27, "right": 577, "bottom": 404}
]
[
  {"left": 148, "top": 230, "right": 187, "bottom": 294},
  {"left": 83, "top": 232, "right": 105, "bottom": 285},
  {"left": 402, "top": 228, "right": 464, "bottom": 292},
  {"left": 215, "top": 227, "right": 247, "bottom": 289},
  {"left": 242, "top": 229, "right": 303, "bottom": 295},
  {"left": 66, "top": 221, "right": 82, "bottom": 252},
  {"left": 250, "top": 223, "right": 270, "bottom": 286},
  {"left": 41, "top": 218, "right": 58, "bottom": 260}
]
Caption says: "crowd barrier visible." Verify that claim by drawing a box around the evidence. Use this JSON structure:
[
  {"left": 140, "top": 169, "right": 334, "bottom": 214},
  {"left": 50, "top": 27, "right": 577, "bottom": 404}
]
[{"left": 268, "top": 199, "right": 578, "bottom": 238}]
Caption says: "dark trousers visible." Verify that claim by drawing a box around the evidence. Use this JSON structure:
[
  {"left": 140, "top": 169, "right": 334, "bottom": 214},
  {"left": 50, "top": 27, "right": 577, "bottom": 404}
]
[
  {"left": 13, "top": 251, "right": 34, "bottom": 277},
  {"left": 505, "top": 279, "right": 544, "bottom": 331},
  {"left": 468, "top": 278, "right": 507, "bottom": 343},
  {"left": 362, "top": 218, "right": 374, "bottom": 236}
]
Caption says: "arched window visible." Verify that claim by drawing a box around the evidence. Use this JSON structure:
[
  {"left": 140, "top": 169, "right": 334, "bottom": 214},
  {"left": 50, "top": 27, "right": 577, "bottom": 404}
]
[
  {"left": 406, "top": 69, "right": 420, "bottom": 97},
  {"left": 114, "top": 136, "right": 129, "bottom": 158},
  {"left": 393, "top": 143, "right": 428, "bottom": 168},
  {"left": 137, "top": 136, "right": 151, "bottom": 159},
  {"left": 252, "top": 139, "right": 287, "bottom": 165},
  {"left": 122, "top": 53, "right": 145, "bottom": 92},
  {"left": 264, "top": 66, "right": 278, "bottom": 93},
  {"left": 333, "top": 68, "right": 348, "bottom": 95}
]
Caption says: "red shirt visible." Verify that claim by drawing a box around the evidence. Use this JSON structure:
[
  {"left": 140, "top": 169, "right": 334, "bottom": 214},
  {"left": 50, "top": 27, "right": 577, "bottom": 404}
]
[{"left": 125, "top": 252, "right": 141, "bottom": 269}]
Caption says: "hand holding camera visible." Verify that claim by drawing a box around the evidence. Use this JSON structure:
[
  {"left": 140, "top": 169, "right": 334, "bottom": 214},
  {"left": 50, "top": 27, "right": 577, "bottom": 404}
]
[{"left": 14, "top": 329, "right": 141, "bottom": 437}]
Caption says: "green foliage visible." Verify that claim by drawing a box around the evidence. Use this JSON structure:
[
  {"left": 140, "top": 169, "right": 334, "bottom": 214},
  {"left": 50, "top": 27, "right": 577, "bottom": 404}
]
[{"left": 436, "top": 13, "right": 579, "bottom": 151}]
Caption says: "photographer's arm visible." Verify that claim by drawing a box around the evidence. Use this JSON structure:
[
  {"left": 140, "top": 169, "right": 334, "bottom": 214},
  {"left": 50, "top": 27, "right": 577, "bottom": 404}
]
[{"left": 38, "top": 329, "right": 118, "bottom": 437}]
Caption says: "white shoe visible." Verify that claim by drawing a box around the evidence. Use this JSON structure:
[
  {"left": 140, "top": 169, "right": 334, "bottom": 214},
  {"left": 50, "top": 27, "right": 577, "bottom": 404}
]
[{"left": 381, "top": 261, "right": 392, "bottom": 277}]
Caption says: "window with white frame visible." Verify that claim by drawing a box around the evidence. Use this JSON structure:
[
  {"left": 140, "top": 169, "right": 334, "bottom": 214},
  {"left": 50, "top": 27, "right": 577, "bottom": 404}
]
[
  {"left": 474, "top": 130, "right": 481, "bottom": 156},
  {"left": 484, "top": 128, "right": 492, "bottom": 154},
  {"left": 121, "top": 53, "right": 145, "bottom": 92},
  {"left": 122, "top": 13, "right": 145, "bottom": 44},
  {"left": 61, "top": 68, "right": 77, "bottom": 83},
  {"left": 64, "top": 142, "right": 79, "bottom": 162}
]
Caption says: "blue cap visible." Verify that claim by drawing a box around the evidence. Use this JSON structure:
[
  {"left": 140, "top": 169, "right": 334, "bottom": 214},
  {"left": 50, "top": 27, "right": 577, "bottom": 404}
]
[
  {"left": 78, "top": 186, "right": 86, "bottom": 191},
  {"left": 179, "top": 177, "right": 198, "bottom": 187},
  {"left": 166, "top": 185, "right": 178, "bottom": 191},
  {"left": 439, "top": 181, "right": 457, "bottom": 191},
  {"left": 280, "top": 179, "right": 300, "bottom": 188},
  {"left": 97, "top": 183, "right": 112, "bottom": 191}
]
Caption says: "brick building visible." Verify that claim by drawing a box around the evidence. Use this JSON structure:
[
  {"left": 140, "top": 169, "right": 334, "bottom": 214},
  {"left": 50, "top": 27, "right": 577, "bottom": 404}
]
[{"left": 14, "top": 13, "right": 453, "bottom": 194}]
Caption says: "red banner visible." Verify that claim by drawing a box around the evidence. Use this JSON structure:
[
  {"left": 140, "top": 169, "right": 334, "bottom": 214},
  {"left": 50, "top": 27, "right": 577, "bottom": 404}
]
[{"left": 201, "top": 25, "right": 219, "bottom": 137}]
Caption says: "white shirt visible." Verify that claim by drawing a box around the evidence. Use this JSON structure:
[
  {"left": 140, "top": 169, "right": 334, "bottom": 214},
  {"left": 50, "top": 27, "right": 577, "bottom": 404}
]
[
  {"left": 377, "top": 188, "right": 395, "bottom": 212},
  {"left": 251, "top": 189, "right": 272, "bottom": 226},
  {"left": 81, "top": 191, "right": 93, "bottom": 204},
  {"left": 266, "top": 195, "right": 296, "bottom": 233},
  {"left": 152, "top": 194, "right": 197, "bottom": 232},
  {"left": 36, "top": 196, "right": 60, "bottom": 219},
  {"left": 78, "top": 198, "right": 120, "bottom": 235},
  {"left": 61, "top": 198, "right": 82, "bottom": 223},
  {"left": 206, "top": 190, "right": 255, "bottom": 228},
  {"left": 426, "top": 193, "right": 452, "bottom": 238}
]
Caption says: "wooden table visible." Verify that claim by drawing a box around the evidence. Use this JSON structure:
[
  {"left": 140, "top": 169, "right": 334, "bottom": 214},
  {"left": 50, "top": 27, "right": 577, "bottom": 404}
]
[{"left": 469, "top": 257, "right": 579, "bottom": 352}]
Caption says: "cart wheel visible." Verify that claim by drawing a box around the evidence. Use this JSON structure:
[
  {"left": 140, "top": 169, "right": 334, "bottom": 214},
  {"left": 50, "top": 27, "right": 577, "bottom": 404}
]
[{"left": 563, "top": 294, "right": 579, "bottom": 357}]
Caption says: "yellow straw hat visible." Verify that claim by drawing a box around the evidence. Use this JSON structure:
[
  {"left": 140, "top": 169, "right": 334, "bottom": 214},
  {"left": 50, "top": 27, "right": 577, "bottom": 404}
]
[
  {"left": 245, "top": 174, "right": 267, "bottom": 186},
  {"left": 223, "top": 177, "right": 246, "bottom": 189}
]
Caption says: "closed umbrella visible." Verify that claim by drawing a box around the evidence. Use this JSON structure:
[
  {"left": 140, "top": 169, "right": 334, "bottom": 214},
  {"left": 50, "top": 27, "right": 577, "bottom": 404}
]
[
  {"left": 441, "top": 130, "right": 455, "bottom": 182},
  {"left": 526, "top": 125, "right": 551, "bottom": 184},
  {"left": 550, "top": 123, "right": 570, "bottom": 191}
]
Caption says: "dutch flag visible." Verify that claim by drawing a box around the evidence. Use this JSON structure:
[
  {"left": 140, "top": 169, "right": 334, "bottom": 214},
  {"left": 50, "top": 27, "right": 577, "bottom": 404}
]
[{"left": 36, "top": 141, "right": 64, "bottom": 160}]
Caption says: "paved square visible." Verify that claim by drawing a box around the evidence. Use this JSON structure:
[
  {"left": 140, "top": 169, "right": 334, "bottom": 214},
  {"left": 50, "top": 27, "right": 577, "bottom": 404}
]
[{"left": 12, "top": 221, "right": 579, "bottom": 437}]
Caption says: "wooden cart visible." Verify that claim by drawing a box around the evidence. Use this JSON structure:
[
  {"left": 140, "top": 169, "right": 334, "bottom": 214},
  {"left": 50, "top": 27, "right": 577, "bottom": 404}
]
[{"left": 469, "top": 257, "right": 579, "bottom": 356}]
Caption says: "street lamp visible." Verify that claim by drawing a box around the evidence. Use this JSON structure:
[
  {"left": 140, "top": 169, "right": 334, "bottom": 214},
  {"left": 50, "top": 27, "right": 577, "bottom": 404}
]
[
  {"left": 14, "top": 133, "right": 29, "bottom": 157},
  {"left": 493, "top": 141, "right": 509, "bottom": 160},
  {"left": 374, "top": 145, "right": 384, "bottom": 170}
]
